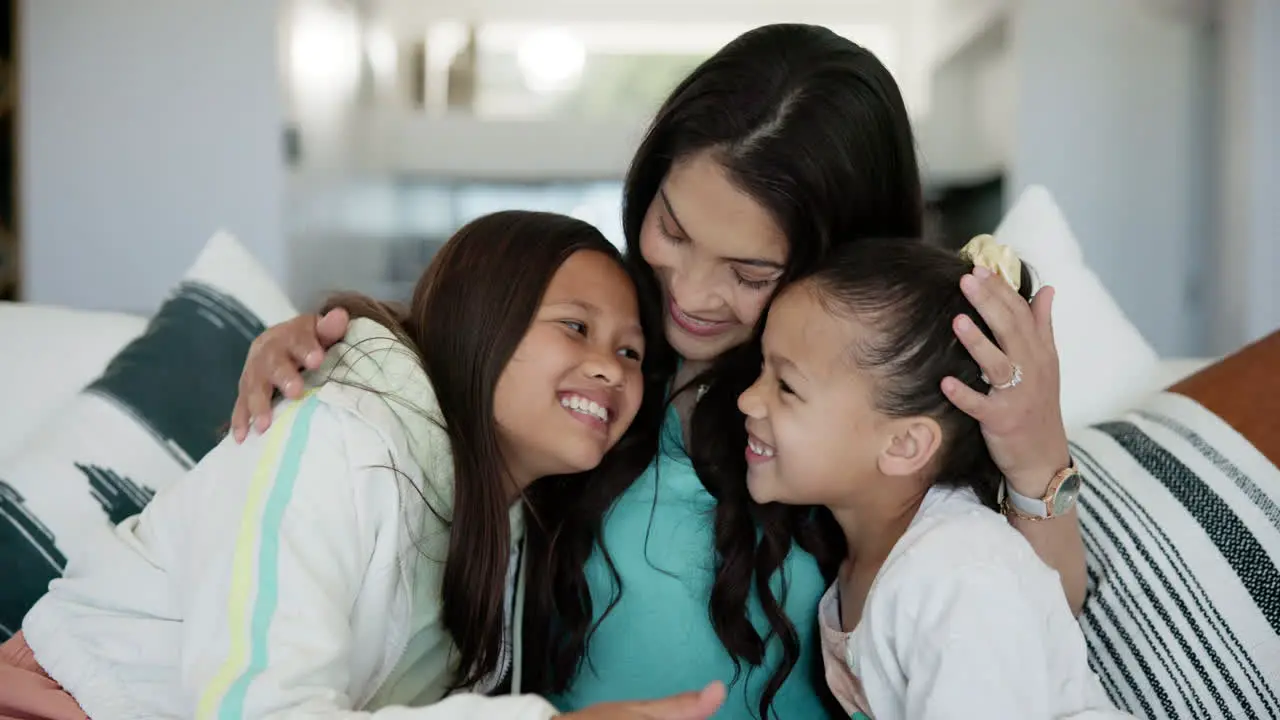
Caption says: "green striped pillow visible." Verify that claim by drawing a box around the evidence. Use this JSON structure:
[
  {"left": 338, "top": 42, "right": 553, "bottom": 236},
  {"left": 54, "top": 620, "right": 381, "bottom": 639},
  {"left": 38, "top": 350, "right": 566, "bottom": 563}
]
[{"left": 0, "top": 232, "right": 295, "bottom": 638}]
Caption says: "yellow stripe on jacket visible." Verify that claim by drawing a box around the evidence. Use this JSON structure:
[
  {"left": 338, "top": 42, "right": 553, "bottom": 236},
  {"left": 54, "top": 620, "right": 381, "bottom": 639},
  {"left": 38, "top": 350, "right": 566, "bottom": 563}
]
[{"left": 196, "top": 392, "right": 319, "bottom": 719}]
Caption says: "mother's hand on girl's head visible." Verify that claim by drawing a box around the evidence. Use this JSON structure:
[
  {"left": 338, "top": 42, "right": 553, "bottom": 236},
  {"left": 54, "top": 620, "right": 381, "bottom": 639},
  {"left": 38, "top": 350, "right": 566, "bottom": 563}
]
[
  {"left": 230, "top": 308, "right": 351, "bottom": 443},
  {"left": 560, "top": 681, "right": 727, "bottom": 720},
  {"left": 940, "top": 267, "right": 1071, "bottom": 497}
]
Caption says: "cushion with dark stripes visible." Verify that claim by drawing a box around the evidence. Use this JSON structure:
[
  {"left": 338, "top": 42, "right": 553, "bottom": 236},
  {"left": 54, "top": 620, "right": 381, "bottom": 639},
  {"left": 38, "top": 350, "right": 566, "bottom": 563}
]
[
  {"left": 1072, "top": 391, "right": 1280, "bottom": 719},
  {"left": 0, "top": 233, "right": 296, "bottom": 640}
]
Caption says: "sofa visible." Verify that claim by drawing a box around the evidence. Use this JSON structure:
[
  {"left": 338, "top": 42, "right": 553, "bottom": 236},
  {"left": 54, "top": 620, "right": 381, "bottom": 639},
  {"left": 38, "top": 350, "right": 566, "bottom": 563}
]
[{"left": 0, "top": 189, "right": 1276, "bottom": 718}]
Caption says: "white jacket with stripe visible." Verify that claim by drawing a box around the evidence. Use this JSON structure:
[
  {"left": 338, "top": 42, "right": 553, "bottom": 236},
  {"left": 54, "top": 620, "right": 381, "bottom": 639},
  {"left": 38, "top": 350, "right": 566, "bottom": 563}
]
[{"left": 22, "top": 319, "right": 560, "bottom": 720}]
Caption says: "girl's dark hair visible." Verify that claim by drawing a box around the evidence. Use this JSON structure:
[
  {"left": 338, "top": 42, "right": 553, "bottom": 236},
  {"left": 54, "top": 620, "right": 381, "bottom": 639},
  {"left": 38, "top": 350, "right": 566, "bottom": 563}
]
[
  {"left": 525, "top": 23, "right": 923, "bottom": 718},
  {"left": 322, "top": 210, "right": 664, "bottom": 691},
  {"left": 806, "top": 238, "right": 1035, "bottom": 512}
]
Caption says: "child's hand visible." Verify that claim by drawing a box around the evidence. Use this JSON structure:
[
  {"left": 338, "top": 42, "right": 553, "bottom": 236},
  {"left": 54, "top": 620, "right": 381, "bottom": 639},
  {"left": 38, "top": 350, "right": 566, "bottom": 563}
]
[
  {"left": 941, "top": 268, "right": 1071, "bottom": 495},
  {"left": 560, "top": 681, "right": 726, "bottom": 719}
]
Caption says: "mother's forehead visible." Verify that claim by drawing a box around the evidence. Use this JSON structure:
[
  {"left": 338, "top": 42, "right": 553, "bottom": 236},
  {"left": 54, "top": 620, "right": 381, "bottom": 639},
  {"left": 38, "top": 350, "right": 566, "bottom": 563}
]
[{"left": 661, "top": 154, "right": 788, "bottom": 254}]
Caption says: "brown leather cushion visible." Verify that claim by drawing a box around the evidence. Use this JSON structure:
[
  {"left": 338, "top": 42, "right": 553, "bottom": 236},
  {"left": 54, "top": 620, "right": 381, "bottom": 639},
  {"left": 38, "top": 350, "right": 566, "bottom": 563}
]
[{"left": 1169, "top": 330, "right": 1280, "bottom": 466}]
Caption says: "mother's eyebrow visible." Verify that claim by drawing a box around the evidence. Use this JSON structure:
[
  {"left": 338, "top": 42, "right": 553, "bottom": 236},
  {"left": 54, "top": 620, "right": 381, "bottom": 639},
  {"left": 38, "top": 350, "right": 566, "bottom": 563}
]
[{"left": 659, "top": 189, "right": 785, "bottom": 270}]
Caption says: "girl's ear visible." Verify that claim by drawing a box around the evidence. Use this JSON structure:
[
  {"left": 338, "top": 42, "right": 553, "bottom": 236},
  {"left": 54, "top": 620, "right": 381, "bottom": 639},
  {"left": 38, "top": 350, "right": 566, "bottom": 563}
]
[{"left": 877, "top": 416, "right": 942, "bottom": 478}]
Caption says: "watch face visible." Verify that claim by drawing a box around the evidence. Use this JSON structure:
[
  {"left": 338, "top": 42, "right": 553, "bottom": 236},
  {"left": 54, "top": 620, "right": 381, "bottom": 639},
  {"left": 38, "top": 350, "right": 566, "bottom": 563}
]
[{"left": 1051, "top": 471, "right": 1083, "bottom": 516}]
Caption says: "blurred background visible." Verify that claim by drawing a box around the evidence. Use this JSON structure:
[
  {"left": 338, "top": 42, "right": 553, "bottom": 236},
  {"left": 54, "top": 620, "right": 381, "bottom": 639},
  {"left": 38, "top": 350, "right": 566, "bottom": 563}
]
[{"left": 0, "top": 0, "right": 1275, "bottom": 357}]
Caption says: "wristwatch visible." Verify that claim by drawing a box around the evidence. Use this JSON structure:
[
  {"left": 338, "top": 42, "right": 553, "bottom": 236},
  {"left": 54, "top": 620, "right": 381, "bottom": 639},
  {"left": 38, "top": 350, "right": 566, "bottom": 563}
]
[{"left": 1001, "top": 460, "right": 1083, "bottom": 521}]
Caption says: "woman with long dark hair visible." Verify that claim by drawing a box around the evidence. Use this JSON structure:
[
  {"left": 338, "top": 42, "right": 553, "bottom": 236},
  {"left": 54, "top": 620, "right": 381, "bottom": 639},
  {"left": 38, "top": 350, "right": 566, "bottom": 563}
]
[{"left": 231, "top": 24, "right": 1085, "bottom": 719}]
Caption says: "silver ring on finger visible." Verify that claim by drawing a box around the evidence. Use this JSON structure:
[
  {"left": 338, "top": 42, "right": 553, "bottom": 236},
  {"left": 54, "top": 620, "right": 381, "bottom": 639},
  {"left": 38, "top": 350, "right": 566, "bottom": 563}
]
[{"left": 982, "top": 363, "right": 1023, "bottom": 390}]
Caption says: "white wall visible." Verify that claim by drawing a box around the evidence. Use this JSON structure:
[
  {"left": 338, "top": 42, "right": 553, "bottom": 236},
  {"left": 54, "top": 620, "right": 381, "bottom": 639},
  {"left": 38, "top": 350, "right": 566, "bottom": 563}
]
[
  {"left": 1007, "top": 0, "right": 1213, "bottom": 356},
  {"left": 21, "top": 0, "right": 285, "bottom": 315},
  {"left": 282, "top": 0, "right": 366, "bottom": 175},
  {"left": 914, "top": 18, "right": 1012, "bottom": 186},
  {"left": 923, "top": 0, "right": 1008, "bottom": 70},
  {"left": 279, "top": 0, "right": 382, "bottom": 310},
  {"left": 1213, "top": 0, "right": 1280, "bottom": 352}
]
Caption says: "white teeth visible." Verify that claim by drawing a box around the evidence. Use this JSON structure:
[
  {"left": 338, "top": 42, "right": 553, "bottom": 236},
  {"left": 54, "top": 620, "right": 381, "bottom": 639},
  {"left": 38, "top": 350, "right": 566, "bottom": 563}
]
[
  {"left": 560, "top": 395, "right": 608, "bottom": 423},
  {"left": 748, "top": 437, "right": 775, "bottom": 458}
]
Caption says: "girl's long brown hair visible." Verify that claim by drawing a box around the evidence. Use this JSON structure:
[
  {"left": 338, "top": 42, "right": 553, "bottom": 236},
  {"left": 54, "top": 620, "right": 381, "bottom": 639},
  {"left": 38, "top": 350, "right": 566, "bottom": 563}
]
[{"left": 322, "top": 210, "right": 659, "bottom": 690}]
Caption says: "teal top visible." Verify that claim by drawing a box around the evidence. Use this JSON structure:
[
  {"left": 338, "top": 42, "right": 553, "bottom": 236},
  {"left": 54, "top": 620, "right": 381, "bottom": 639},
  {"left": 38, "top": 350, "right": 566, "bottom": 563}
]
[{"left": 549, "top": 404, "right": 828, "bottom": 718}]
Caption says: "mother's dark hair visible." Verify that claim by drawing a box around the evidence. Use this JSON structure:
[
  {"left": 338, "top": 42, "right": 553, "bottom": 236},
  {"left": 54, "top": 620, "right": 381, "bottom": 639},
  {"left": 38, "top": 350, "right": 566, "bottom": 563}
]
[
  {"left": 322, "top": 210, "right": 664, "bottom": 691},
  {"left": 525, "top": 23, "right": 923, "bottom": 718}
]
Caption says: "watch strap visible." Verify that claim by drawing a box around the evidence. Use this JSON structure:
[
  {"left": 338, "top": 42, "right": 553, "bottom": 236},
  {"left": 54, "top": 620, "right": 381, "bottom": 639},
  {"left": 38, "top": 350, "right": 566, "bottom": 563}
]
[
  {"left": 1001, "top": 461, "right": 1081, "bottom": 520},
  {"left": 1004, "top": 483, "right": 1051, "bottom": 518}
]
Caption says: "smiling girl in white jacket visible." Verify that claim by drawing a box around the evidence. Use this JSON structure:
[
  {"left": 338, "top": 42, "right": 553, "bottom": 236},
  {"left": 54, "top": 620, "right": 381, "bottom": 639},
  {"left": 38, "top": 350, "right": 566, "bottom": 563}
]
[{"left": 3, "top": 211, "right": 723, "bottom": 720}]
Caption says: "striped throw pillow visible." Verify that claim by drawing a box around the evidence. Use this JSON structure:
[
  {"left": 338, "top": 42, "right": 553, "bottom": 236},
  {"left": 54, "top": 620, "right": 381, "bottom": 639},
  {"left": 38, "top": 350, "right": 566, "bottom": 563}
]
[{"left": 1073, "top": 391, "right": 1280, "bottom": 719}]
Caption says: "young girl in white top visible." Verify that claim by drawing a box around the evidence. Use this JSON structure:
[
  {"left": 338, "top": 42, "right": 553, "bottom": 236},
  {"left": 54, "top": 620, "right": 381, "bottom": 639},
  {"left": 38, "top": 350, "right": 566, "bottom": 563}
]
[
  {"left": 2, "top": 211, "right": 724, "bottom": 720},
  {"left": 737, "top": 236, "right": 1128, "bottom": 719}
]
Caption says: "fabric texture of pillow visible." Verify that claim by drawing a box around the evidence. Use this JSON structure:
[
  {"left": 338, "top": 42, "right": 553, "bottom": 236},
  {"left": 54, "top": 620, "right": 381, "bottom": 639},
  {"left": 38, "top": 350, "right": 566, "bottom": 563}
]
[
  {"left": 0, "top": 232, "right": 296, "bottom": 638},
  {"left": 1169, "top": 330, "right": 1280, "bottom": 467},
  {"left": 1073, "top": 391, "right": 1279, "bottom": 718},
  {"left": 995, "top": 185, "right": 1162, "bottom": 429},
  {"left": 0, "top": 304, "right": 147, "bottom": 460}
]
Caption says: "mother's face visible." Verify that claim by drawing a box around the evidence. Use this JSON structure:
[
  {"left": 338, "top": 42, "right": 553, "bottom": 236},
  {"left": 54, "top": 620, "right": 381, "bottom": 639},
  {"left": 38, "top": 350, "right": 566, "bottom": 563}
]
[{"left": 638, "top": 151, "right": 789, "bottom": 363}]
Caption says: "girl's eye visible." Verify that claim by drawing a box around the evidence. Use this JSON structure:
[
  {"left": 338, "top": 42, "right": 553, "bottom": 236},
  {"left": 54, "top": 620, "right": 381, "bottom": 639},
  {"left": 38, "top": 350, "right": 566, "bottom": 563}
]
[
  {"left": 778, "top": 378, "right": 795, "bottom": 396},
  {"left": 734, "top": 271, "right": 775, "bottom": 290},
  {"left": 561, "top": 319, "right": 587, "bottom": 335},
  {"left": 618, "top": 347, "right": 643, "bottom": 362}
]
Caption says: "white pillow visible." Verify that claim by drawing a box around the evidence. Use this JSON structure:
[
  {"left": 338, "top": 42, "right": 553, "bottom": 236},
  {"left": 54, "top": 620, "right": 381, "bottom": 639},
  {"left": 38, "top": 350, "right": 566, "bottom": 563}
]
[
  {"left": 995, "top": 186, "right": 1161, "bottom": 429},
  {"left": 0, "top": 305, "right": 147, "bottom": 460},
  {"left": 0, "top": 231, "right": 296, "bottom": 638},
  {"left": 1152, "top": 357, "right": 1217, "bottom": 389}
]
